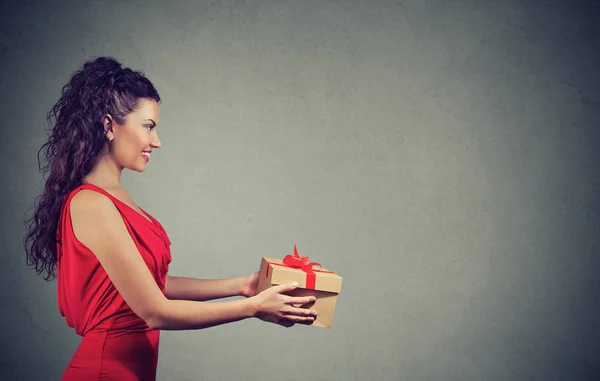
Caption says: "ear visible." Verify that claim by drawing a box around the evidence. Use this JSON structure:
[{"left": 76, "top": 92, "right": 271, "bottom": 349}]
[
  {"left": 103, "top": 114, "right": 113, "bottom": 140},
  {"left": 103, "top": 114, "right": 114, "bottom": 136}
]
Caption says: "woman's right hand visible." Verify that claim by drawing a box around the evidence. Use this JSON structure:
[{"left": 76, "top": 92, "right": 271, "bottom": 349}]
[{"left": 251, "top": 282, "right": 318, "bottom": 327}]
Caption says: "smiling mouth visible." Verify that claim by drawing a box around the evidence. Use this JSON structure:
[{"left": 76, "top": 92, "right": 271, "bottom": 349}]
[{"left": 142, "top": 151, "right": 151, "bottom": 161}]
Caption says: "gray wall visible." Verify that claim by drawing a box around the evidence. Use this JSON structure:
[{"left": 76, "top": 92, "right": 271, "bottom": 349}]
[{"left": 1, "top": 0, "right": 599, "bottom": 380}]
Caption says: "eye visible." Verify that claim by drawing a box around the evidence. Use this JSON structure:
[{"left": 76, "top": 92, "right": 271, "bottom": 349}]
[{"left": 145, "top": 125, "right": 154, "bottom": 131}]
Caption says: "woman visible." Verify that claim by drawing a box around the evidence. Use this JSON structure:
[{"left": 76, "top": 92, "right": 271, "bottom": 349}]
[{"left": 24, "top": 56, "right": 317, "bottom": 381}]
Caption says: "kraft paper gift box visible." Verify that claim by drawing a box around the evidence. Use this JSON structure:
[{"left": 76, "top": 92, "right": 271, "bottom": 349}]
[{"left": 255, "top": 245, "right": 343, "bottom": 328}]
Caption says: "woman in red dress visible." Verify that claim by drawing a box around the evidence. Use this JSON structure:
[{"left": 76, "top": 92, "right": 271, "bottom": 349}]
[{"left": 24, "top": 57, "right": 317, "bottom": 381}]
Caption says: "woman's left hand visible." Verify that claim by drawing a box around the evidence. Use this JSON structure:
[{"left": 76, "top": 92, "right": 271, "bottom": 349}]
[{"left": 239, "top": 271, "right": 259, "bottom": 298}]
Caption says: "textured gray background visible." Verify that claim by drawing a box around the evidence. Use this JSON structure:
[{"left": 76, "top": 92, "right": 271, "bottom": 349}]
[{"left": 1, "top": 0, "right": 599, "bottom": 380}]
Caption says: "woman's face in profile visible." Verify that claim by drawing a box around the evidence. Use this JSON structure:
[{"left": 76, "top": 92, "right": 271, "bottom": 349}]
[{"left": 110, "top": 98, "right": 161, "bottom": 172}]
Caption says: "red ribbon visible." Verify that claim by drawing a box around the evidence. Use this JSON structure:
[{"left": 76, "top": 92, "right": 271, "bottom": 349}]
[{"left": 265, "top": 245, "right": 332, "bottom": 289}]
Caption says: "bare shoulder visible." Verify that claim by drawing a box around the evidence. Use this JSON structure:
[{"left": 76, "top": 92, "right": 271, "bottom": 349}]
[
  {"left": 70, "top": 189, "right": 124, "bottom": 243},
  {"left": 70, "top": 189, "right": 123, "bottom": 222},
  {"left": 70, "top": 189, "right": 114, "bottom": 212}
]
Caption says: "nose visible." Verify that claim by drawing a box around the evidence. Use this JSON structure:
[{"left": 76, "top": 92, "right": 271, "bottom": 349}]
[{"left": 151, "top": 131, "right": 162, "bottom": 148}]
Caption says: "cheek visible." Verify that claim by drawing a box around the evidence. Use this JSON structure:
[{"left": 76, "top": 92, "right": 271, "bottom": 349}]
[
  {"left": 131, "top": 131, "right": 150, "bottom": 147},
  {"left": 115, "top": 132, "right": 146, "bottom": 159}
]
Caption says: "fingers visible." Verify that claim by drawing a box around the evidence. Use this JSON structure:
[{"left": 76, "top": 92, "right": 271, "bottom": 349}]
[
  {"left": 282, "top": 313, "right": 316, "bottom": 324},
  {"left": 275, "top": 311, "right": 316, "bottom": 327},
  {"left": 272, "top": 305, "right": 318, "bottom": 327},
  {"left": 273, "top": 281, "right": 300, "bottom": 294},
  {"left": 269, "top": 284, "right": 318, "bottom": 306},
  {"left": 285, "top": 295, "right": 316, "bottom": 306},
  {"left": 257, "top": 282, "right": 319, "bottom": 328},
  {"left": 280, "top": 305, "right": 317, "bottom": 327},
  {"left": 283, "top": 305, "right": 318, "bottom": 318}
]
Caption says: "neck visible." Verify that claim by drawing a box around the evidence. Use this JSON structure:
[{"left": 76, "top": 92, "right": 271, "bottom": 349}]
[{"left": 83, "top": 149, "right": 124, "bottom": 188}]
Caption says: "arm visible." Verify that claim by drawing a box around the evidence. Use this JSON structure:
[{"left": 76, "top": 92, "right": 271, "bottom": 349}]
[
  {"left": 70, "top": 191, "right": 316, "bottom": 330},
  {"left": 164, "top": 275, "right": 245, "bottom": 301}
]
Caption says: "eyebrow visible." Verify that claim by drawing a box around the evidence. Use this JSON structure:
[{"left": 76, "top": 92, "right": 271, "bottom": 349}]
[{"left": 143, "top": 119, "right": 157, "bottom": 127}]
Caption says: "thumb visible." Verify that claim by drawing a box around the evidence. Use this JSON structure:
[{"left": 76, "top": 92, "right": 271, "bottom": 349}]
[{"left": 274, "top": 281, "right": 299, "bottom": 294}]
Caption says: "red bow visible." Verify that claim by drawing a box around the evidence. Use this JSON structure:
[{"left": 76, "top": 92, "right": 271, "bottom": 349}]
[
  {"left": 266, "top": 245, "right": 332, "bottom": 290},
  {"left": 282, "top": 244, "right": 323, "bottom": 272}
]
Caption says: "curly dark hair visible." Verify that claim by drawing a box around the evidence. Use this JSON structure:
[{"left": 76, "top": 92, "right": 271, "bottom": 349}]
[{"left": 24, "top": 56, "right": 161, "bottom": 281}]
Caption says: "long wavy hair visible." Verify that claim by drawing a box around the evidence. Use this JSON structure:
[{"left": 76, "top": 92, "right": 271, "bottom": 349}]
[{"left": 24, "top": 56, "right": 161, "bottom": 281}]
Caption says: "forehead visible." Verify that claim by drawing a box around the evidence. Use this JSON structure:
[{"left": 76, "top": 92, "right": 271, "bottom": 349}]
[{"left": 131, "top": 99, "right": 159, "bottom": 124}]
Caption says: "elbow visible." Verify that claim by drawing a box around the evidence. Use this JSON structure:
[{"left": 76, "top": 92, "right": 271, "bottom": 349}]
[
  {"left": 146, "top": 316, "right": 163, "bottom": 330},
  {"left": 141, "top": 300, "right": 169, "bottom": 330}
]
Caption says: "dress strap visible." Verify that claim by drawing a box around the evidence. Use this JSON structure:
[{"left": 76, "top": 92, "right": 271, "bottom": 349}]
[
  {"left": 76, "top": 182, "right": 161, "bottom": 233},
  {"left": 79, "top": 182, "right": 116, "bottom": 199}
]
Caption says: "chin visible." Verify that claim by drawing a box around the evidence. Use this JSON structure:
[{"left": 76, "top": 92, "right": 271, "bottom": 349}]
[{"left": 126, "top": 164, "right": 147, "bottom": 173}]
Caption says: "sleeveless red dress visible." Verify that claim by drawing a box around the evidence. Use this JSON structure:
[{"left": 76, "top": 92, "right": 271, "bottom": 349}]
[{"left": 56, "top": 183, "right": 172, "bottom": 381}]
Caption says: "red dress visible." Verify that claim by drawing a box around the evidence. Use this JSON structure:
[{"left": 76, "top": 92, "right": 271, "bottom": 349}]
[{"left": 56, "top": 183, "right": 172, "bottom": 381}]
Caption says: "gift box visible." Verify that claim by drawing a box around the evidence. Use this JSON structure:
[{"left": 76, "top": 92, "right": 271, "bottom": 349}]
[{"left": 256, "top": 245, "right": 342, "bottom": 328}]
